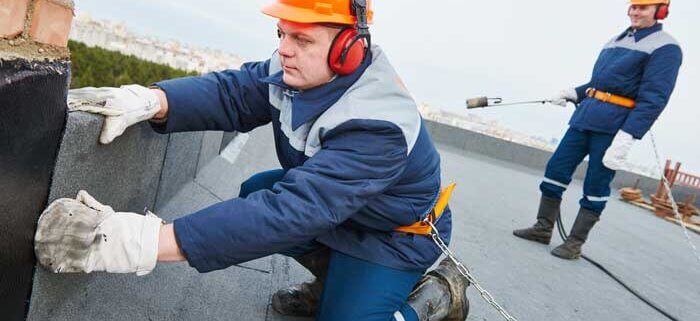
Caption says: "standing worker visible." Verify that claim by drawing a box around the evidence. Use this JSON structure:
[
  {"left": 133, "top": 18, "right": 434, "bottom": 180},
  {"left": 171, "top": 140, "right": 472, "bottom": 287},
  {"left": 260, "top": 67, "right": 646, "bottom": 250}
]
[
  {"left": 34, "top": 1, "right": 470, "bottom": 320},
  {"left": 513, "top": 0, "right": 682, "bottom": 259}
]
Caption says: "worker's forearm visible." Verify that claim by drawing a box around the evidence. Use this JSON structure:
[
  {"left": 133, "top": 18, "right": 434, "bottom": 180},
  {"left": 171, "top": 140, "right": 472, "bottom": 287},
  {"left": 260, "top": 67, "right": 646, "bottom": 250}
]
[
  {"left": 151, "top": 88, "right": 169, "bottom": 120},
  {"left": 157, "top": 223, "right": 186, "bottom": 262}
]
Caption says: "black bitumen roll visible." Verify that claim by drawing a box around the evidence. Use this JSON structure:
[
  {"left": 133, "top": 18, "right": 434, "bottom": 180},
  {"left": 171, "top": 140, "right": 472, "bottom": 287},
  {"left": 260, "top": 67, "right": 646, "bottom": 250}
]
[{"left": 0, "top": 59, "right": 70, "bottom": 321}]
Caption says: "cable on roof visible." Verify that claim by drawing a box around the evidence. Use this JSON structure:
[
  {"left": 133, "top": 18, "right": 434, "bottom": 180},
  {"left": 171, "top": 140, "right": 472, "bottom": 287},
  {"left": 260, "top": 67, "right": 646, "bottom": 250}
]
[{"left": 555, "top": 215, "right": 682, "bottom": 321}]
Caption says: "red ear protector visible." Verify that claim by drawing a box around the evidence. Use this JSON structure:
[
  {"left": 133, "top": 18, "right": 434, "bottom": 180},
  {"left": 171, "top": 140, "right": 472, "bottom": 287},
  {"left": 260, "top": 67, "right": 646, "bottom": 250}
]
[
  {"left": 627, "top": 2, "right": 670, "bottom": 20},
  {"left": 655, "top": 3, "right": 670, "bottom": 20},
  {"left": 328, "top": 28, "right": 367, "bottom": 75},
  {"left": 327, "top": 0, "right": 371, "bottom": 76}
]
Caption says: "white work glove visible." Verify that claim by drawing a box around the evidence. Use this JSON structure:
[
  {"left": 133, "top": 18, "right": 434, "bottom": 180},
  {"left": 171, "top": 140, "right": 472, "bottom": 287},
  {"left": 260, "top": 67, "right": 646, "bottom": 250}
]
[
  {"left": 34, "top": 190, "right": 163, "bottom": 276},
  {"left": 550, "top": 88, "right": 578, "bottom": 107},
  {"left": 68, "top": 84, "right": 161, "bottom": 144},
  {"left": 603, "top": 130, "right": 637, "bottom": 171}
]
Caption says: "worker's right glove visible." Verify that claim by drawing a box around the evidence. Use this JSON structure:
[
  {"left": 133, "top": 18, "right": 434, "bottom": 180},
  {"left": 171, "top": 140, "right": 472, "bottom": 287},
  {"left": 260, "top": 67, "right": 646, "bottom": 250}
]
[
  {"left": 550, "top": 88, "right": 578, "bottom": 107},
  {"left": 34, "top": 190, "right": 163, "bottom": 276},
  {"left": 68, "top": 84, "right": 161, "bottom": 144}
]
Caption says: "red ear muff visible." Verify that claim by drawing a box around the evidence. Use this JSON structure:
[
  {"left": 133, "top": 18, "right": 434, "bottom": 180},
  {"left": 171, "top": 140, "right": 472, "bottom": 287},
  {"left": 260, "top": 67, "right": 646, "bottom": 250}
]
[
  {"left": 328, "top": 28, "right": 367, "bottom": 76},
  {"left": 655, "top": 4, "right": 669, "bottom": 20}
]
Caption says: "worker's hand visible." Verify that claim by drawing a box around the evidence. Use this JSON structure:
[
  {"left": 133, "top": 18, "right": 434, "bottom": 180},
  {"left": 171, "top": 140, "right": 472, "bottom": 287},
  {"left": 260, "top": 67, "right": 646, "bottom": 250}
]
[
  {"left": 603, "top": 130, "right": 636, "bottom": 171},
  {"left": 67, "top": 84, "right": 161, "bottom": 144},
  {"left": 34, "top": 190, "right": 163, "bottom": 276},
  {"left": 550, "top": 88, "right": 578, "bottom": 107}
]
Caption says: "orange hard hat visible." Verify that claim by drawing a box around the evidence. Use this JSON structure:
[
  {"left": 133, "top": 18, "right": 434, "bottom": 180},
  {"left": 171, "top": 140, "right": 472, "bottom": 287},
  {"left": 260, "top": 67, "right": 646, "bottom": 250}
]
[
  {"left": 629, "top": 0, "right": 669, "bottom": 5},
  {"left": 262, "top": 0, "right": 373, "bottom": 25}
]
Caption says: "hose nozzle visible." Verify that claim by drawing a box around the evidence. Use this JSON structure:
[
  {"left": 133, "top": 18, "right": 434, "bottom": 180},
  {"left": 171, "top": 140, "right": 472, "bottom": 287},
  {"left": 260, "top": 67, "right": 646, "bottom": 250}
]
[{"left": 466, "top": 97, "right": 502, "bottom": 109}]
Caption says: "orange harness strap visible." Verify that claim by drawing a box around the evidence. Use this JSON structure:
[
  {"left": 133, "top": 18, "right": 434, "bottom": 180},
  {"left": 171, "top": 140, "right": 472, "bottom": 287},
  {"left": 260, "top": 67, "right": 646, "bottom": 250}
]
[
  {"left": 394, "top": 183, "right": 457, "bottom": 236},
  {"left": 586, "top": 88, "right": 636, "bottom": 109}
]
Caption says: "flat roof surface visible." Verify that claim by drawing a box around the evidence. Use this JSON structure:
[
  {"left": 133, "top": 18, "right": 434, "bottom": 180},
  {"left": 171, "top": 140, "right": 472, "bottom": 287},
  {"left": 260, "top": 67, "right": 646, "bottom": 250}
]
[
  {"left": 429, "top": 143, "right": 700, "bottom": 321},
  {"left": 28, "top": 126, "right": 700, "bottom": 321},
  {"left": 268, "top": 142, "right": 700, "bottom": 321}
]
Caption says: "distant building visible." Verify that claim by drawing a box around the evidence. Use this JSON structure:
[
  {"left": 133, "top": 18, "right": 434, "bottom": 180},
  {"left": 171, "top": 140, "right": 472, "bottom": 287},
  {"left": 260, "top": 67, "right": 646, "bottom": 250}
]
[
  {"left": 70, "top": 14, "right": 246, "bottom": 74},
  {"left": 418, "top": 104, "right": 556, "bottom": 152}
]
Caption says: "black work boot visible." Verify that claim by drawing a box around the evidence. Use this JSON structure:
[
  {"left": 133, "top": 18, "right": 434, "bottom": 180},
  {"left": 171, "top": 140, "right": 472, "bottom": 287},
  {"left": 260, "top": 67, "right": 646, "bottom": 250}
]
[
  {"left": 271, "top": 247, "right": 330, "bottom": 317},
  {"left": 407, "top": 258, "right": 470, "bottom": 321},
  {"left": 551, "top": 207, "right": 600, "bottom": 260},
  {"left": 513, "top": 195, "right": 562, "bottom": 244}
]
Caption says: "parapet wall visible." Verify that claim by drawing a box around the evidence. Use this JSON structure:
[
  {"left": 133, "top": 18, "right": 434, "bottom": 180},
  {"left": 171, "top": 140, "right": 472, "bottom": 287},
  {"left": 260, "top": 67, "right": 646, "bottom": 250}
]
[
  {"left": 25, "top": 111, "right": 244, "bottom": 321},
  {"left": 25, "top": 108, "right": 284, "bottom": 321},
  {"left": 424, "top": 119, "right": 699, "bottom": 207}
]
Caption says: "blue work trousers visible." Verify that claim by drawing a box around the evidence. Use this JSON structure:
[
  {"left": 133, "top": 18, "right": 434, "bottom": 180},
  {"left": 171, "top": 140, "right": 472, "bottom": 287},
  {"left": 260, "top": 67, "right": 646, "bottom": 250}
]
[
  {"left": 239, "top": 169, "right": 424, "bottom": 321},
  {"left": 539, "top": 127, "right": 617, "bottom": 215}
]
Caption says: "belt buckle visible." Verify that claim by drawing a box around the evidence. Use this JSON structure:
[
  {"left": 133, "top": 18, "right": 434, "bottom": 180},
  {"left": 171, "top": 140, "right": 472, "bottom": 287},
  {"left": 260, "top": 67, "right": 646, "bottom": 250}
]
[
  {"left": 603, "top": 92, "right": 612, "bottom": 103},
  {"left": 586, "top": 87, "right": 594, "bottom": 97}
]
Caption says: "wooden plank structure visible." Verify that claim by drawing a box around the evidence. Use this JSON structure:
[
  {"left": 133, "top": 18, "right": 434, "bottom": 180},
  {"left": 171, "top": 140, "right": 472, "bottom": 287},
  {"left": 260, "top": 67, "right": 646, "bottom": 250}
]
[
  {"left": 619, "top": 160, "right": 700, "bottom": 232},
  {"left": 651, "top": 160, "right": 699, "bottom": 221}
]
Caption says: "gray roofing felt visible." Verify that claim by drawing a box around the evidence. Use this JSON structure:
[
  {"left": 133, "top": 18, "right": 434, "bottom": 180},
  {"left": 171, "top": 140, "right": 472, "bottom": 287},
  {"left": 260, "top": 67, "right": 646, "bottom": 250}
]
[{"left": 28, "top": 124, "right": 700, "bottom": 321}]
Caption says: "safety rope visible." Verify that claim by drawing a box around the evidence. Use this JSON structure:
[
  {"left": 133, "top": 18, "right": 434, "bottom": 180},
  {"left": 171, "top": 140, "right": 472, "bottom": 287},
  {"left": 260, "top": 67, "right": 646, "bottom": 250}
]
[{"left": 648, "top": 131, "right": 700, "bottom": 263}]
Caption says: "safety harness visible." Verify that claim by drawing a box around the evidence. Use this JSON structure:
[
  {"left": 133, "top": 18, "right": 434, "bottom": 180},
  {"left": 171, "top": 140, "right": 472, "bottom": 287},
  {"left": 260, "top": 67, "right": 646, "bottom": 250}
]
[{"left": 395, "top": 183, "right": 457, "bottom": 235}]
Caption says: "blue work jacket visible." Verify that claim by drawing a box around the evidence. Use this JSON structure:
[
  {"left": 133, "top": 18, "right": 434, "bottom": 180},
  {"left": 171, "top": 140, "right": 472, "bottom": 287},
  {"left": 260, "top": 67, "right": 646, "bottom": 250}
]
[
  {"left": 570, "top": 23, "right": 682, "bottom": 139},
  {"left": 152, "top": 46, "right": 450, "bottom": 273}
]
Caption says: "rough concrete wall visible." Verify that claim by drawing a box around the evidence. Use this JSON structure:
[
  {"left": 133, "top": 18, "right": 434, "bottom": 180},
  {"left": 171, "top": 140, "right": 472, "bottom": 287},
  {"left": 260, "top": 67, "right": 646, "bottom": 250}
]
[
  {"left": 46, "top": 112, "right": 169, "bottom": 214},
  {"left": 425, "top": 120, "right": 700, "bottom": 207},
  {"left": 155, "top": 130, "right": 229, "bottom": 210},
  {"left": 154, "top": 131, "right": 206, "bottom": 210}
]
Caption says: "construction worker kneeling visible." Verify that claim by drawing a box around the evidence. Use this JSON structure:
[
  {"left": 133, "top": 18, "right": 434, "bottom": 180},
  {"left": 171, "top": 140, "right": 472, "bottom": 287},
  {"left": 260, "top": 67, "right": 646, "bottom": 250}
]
[
  {"left": 33, "top": 1, "right": 470, "bottom": 320},
  {"left": 513, "top": 0, "right": 682, "bottom": 259}
]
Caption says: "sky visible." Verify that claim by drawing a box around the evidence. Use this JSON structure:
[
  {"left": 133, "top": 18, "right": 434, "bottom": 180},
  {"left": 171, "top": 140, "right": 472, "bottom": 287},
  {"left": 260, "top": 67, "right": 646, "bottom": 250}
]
[{"left": 73, "top": 0, "right": 700, "bottom": 175}]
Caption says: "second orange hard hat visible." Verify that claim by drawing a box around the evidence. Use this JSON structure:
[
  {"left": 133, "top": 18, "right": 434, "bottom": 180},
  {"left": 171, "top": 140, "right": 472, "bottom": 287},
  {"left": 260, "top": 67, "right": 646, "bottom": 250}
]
[
  {"left": 629, "top": 0, "right": 669, "bottom": 5},
  {"left": 262, "top": 0, "right": 373, "bottom": 25}
]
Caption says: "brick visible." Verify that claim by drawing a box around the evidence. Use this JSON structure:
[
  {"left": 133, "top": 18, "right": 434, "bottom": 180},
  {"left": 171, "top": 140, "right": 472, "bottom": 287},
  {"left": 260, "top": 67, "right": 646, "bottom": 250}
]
[
  {"left": 28, "top": 0, "right": 74, "bottom": 47},
  {"left": 0, "top": 0, "right": 30, "bottom": 38}
]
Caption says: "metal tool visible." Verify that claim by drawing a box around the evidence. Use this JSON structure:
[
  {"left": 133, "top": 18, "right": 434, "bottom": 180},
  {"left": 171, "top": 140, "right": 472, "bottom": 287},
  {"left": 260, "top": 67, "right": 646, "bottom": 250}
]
[{"left": 465, "top": 96, "right": 553, "bottom": 109}]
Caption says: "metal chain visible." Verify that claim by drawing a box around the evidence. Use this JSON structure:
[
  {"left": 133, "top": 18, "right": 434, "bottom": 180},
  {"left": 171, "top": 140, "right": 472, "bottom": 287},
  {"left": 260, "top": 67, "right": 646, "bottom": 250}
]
[
  {"left": 427, "top": 221, "right": 519, "bottom": 321},
  {"left": 649, "top": 132, "right": 700, "bottom": 264}
]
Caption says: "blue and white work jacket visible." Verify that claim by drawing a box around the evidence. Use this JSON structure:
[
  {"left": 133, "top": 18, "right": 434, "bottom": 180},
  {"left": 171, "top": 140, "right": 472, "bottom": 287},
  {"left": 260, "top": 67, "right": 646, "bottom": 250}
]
[
  {"left": 570, "top": 23, "right": 682, "bottom": 139},
  {"left": 152, "top": 46, "right": 450, "bottom": 273}
]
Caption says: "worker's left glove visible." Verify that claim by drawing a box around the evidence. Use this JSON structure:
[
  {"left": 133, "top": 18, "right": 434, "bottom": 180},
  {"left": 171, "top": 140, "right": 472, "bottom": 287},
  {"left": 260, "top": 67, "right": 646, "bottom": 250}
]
[
  {"left": 550, "top": 88, "right": 578, "bottom": 107},
  {"left": 34, "top": 190, "right": 163, "bottom": 276},
  {"left": 603, "top": 130, "right": 637, "bottom": 171},
  {"left": 68, "top": 84, "right": 161, "bottom": 144}
]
